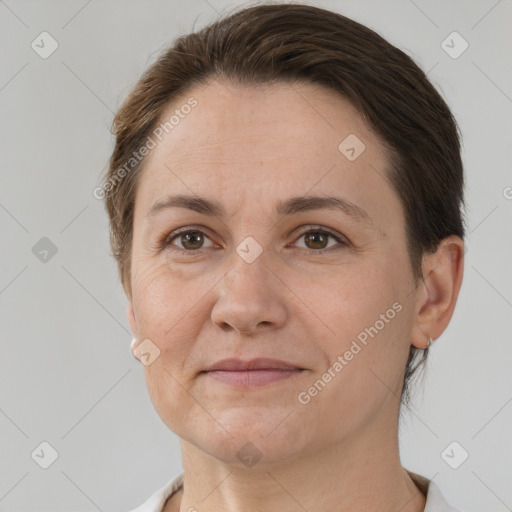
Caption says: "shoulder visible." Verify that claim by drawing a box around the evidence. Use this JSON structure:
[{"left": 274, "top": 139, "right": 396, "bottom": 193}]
[
  {"left": 425, "top": 481, "right": 464, "bottom": 512},
  {"left": 125, "top": 473, "right": 184, "bottom": 512},
  {"left": 408, "top": 471, "right": 464, "bottom": 512}
]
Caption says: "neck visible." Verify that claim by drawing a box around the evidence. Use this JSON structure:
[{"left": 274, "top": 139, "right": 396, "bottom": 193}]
[{"left": 176, "top": 417, "right": 426, "bottom": 512}]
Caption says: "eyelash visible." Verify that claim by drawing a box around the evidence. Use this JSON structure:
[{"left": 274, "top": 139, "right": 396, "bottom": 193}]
[{"left": 157, "top": 225, "right": 349, "bottom": 256}]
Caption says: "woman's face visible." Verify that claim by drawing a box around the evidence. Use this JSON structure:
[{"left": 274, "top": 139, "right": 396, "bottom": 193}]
[{"left": 128, "top": 79, "right": 423, "bottom": 465}]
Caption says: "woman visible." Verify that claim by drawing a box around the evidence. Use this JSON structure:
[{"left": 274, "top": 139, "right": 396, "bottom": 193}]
[{"left": 100, "top": 3, "right": 465, "bottom": 511}]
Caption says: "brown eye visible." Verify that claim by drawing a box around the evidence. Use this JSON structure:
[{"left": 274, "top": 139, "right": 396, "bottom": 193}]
[
  {"left": 159, "top": 226, "right": 347, "bottom": 255},
  {"left": 162, "top": 229, "right": 215, "bottom": 252},
  {"left": 293, "top": 228, "right": 348, "bottom": 254},
  {"left": 178, "top": 231, "right": 205, "bottom": 250},
  {"left": 304, "top": 231, "right": 329, "bottom": 250}
]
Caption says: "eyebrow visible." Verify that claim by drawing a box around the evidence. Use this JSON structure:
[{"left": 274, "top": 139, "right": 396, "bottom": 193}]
[{"left": 146, "top": 194, "right": 373, "bottom": 226}]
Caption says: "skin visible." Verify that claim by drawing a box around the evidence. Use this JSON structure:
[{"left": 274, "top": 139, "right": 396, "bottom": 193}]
[{"left": 126, "top": 78, "right": 464, "bottom": 512}]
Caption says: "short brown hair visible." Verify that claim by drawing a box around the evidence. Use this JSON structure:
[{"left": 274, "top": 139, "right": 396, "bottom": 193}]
[{"left": 101, "top": 3, "right": 466, "bottom": 404}]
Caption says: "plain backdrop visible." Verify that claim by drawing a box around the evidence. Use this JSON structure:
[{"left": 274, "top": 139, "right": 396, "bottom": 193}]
[{"left": 1, "top": 0, "right": 511, "bottom": 511}]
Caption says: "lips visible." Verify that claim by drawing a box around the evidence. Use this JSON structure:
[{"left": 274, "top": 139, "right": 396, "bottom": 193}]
[
  {"left": 203, "top": 357, "right": 304, "bottom": 372},
  {"left": 201, "top": 358, "right": 305, "bottom": 388}
]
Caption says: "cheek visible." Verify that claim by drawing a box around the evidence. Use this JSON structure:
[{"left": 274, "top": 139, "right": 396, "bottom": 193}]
[
  {"left": 293, "top": 261, "right": 395, "bottom": 339},
  {"left": 134, "top": 266, "right": 210, "bottom": 433},
  {"left": 133, "top": 263, "right": 207, "bottom": 340},
  {"left": 298, "top": 262, "right": 409, "bottom": 393}
]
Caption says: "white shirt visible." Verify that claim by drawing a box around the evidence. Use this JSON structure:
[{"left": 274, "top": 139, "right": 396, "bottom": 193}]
[{"left": 127, "top": 471, "right": 463, "bottom": 511}]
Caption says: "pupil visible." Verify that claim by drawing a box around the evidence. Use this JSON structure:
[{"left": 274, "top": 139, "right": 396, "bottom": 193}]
[
  {"left": 306, "top": 232, "right": 326, "bottom": 249},
  {"left": 183, "top": 232, "right": 202, "bottom": 249}
]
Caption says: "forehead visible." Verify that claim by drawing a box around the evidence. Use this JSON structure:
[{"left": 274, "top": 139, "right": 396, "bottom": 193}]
[
  {"left": 151, "top": 78, "right": 380, "bottom": 161},
  {"left": 134, "top": 78, "right": 399, "bottom": 225}
]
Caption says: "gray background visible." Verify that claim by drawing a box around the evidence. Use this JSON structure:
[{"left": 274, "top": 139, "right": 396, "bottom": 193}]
[{"left": 1, "top": 0, "right": 511, "bottom": 510}]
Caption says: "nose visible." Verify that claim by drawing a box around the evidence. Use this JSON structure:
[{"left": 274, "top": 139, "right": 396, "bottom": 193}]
[{"left": 211, "top": 254, "right": 287, "bottom": 335}]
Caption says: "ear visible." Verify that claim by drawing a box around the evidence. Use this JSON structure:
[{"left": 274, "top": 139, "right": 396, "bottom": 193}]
[
  {"left": 127, "top": 302, "right": 138, "bottom": 338},
  {"left": 127, "top": 302, "right": 141, "bottom": 361},
  {"left": 410, "top": 235, "right": 465, "bottom": 349}
]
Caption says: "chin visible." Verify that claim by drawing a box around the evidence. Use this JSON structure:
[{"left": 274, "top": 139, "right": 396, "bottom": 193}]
[{"left": 178, "top": 406, "right": 313, "bottom": 468}]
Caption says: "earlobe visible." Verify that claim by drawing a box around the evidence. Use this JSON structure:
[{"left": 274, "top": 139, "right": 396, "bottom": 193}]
[
  {"left": 127, "top": 304, "right": 141, "bottom": 361},
  {"left": 130, "top": 337, "right": 140, "bottom": 361},
  {"left": 410, "top": 236, "right": 465, "bottom": 349},
  {"left": 127, "top": 302, "right": 138, "bottom": 339}
]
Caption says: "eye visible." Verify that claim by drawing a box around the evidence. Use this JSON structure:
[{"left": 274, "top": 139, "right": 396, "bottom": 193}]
[
  {"left": 158, "top": 226, "right": 348, "bottom": 255},
  {"left": 161, "top": 228, "right": 215, "bottom": 252},
  {"left": 291, "top": 227, "right": 348, "bottom": 254}
]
